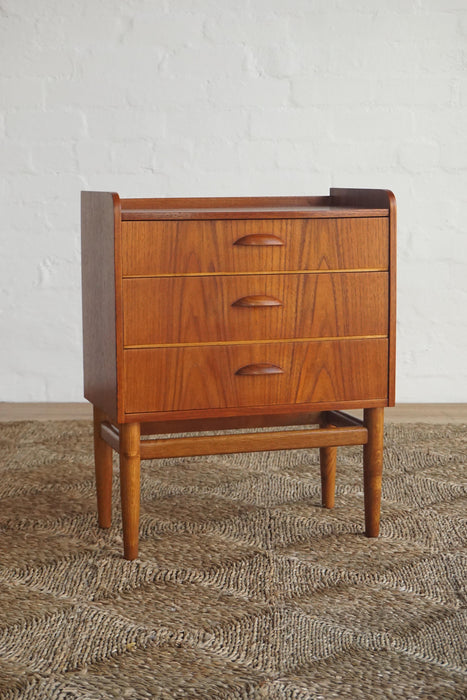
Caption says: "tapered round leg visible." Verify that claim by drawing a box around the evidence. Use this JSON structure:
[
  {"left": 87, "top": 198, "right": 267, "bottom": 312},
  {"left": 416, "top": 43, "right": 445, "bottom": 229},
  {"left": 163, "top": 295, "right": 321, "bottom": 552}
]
[
  {"left": 119, "top": 423, "right": 140, "bottom": 560},
  {"left": 119, "top": 422, "right": 141, "bottom": 560},
  {"left": 319, "top": 417, "right": 337, "bottom": 508},
  {"left": 319, "top": 445, "right": 337, "bottom": 508},
  {"left": 93, "top": 406, "right": 113, "bottom": 529},
  {"left": 363, "top": 407, "right": 384, "bottom": 537}
]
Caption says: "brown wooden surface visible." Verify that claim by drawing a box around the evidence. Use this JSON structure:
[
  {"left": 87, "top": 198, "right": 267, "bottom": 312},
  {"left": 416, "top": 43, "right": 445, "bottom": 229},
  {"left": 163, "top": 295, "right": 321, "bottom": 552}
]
[
  {"left": 120, "top": 194, "right": 388, "bottom": 221},
  {"left": 320, "top": 444, "right": 337, "bottom": 508},
  {"left": 104, "top": 412, "right": 323, "bottom": 438},
  {"left": 138, "top": 424, "right": 368, "bottom": 459},
  {"left": 123, "top": 272, "right": 388, "bottom": 346},
  {"left": 121, "top": 195, "right": 329, "bottom": 210},
  {"left": 119, "top": 422, "right": 141, "bottom": 560},
  {"left": 81, "top": 192, "right": 120, "bottom": 422},
  {"left": 120, "top": 398, "right": 388, "bottom": 424},
  {"left": 121, "top": 208, "right": 388, "bottom": 221},
  {"left": 329, "top": 188, "right": 392, "bottom": 209},
  {"left": 319, "top": 416, "right": 337, "bottom": 509},
  {"left": 100, "top": 420, "right": 120, "bottom": 454},
  {"left": 81, "top": 188, "right": 396, "bottom": 557},
  {"left": 121, "top": 217, "right": 389, "bottom": 276},
  {"left": 235, "top": 362, "right": 284, "bottom": 375},
  {"left": 363, "top": 407, "right": 385, "bottom": 537},
  {"left": 93, "top": 406, "right": 113, "bottom": 528},
  {"left": 113, "top": 194, "right": 125, "bottom": 423},
  {"left": 137, "top": 411, "right": 323, "bottom": 434},
  {"left": 319, "top": 438, "right": 337, "bottom": 508},
  {"left": 231, "top": 294, "right": 283, "bottom": 307},
  {"left": 123, "top": 338, "right": 388, "bottom": 414},
  {"left": 323, "top": 410, "right": 364, "bottom": 428},
  {"left": 387, "top": 191, "right": 397, "bottom": 406},
  {"left": 330, "top": 188, "right": 396, "bottom": 407},
  {"left": 234, "top": 233, "right": 284, "bottom": 246},
  {"left": 135, "top": 410, "right": 360, "bottom": 435}
]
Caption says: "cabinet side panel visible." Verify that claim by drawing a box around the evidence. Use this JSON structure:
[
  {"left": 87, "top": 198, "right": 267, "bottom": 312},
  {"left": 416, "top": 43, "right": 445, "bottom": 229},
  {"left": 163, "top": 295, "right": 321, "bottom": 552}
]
[
  {"left": 387, "top": 191, "right": 397, "bottom": 406},
  {"left": 81, "top": 192, "right": 120, "bottom": 421},
  {"left": 329, "top": 187, "right": 391, "bottom": 210}
]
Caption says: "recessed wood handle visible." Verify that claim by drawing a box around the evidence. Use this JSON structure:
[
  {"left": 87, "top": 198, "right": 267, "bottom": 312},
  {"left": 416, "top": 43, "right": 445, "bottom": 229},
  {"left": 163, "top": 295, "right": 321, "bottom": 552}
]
[
  {"left": 234, "top": 233, "right": 284, "bottom": 246},
  {"left": 232, "top": 295, "right": 283, "bottom": 308},
  {"left": 235, "top": 363, "right": 284, "bottom": 376}
]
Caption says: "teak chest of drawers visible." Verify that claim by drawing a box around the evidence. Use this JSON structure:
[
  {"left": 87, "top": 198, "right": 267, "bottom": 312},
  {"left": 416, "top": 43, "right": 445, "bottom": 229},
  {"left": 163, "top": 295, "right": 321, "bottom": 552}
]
[{"left": 81, "top": 188, "right": 396, "bottom": 560}]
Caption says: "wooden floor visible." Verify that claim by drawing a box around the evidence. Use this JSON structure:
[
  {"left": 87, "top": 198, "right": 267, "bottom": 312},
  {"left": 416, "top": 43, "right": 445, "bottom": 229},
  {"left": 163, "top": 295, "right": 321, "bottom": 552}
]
[{"left": 0, "top": 403, "right": 466, "bottom": 424}]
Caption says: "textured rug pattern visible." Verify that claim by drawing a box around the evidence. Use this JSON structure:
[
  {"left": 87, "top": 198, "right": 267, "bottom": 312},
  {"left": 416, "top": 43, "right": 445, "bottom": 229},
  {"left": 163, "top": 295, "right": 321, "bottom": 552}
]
[{"left": 0, "top": 421, "right": 466, "bottom": 699}]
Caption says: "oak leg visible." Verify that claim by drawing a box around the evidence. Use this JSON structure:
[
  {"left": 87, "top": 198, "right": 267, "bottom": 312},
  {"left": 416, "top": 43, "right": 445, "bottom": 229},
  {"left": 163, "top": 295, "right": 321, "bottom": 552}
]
[
  {"left": 319, "top": 418, "right": 337, "bottom": 509},
  {"left": 119, "top": 422, "right": 141, "bottom": 560},
  {"left": 319, "top": 445, "right": 337, "bottom": 508},
  {"left": 93, "top": 406, "right": 113, "bottom": 528},
  {"left": 363, "top": 407, "right": 384, "bottom": 537}
]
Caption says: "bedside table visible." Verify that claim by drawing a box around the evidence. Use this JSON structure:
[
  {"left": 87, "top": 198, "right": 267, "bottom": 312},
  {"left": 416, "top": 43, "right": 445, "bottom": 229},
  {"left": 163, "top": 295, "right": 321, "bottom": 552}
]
[{"left": 81, "top": 188, "right": 396, "bottom": 560}]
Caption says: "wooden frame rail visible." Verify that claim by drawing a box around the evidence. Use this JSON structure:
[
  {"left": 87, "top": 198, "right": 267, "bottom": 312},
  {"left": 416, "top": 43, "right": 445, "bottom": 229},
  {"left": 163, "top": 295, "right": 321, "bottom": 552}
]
[{"left": 100, "top": 410, "right": 367, "bottom": 460}]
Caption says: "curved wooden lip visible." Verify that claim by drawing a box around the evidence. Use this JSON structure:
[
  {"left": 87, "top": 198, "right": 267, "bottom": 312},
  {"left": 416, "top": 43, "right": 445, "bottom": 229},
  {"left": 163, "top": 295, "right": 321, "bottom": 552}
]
[
  {"left": 231, "top": 295, "right": 283, "bottom": 308},
  {"left": 234, "top": 233, "right": 284, "bottom": 246},
  {"left": 235, "top": 363, "right": 285, "bottom": 376}
]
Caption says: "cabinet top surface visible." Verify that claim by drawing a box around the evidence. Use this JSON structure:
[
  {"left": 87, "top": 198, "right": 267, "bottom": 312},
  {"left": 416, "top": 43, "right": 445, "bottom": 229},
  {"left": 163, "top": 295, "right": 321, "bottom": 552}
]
[{"left": 118, "top": 196, "right": 389, "bottom": 221}]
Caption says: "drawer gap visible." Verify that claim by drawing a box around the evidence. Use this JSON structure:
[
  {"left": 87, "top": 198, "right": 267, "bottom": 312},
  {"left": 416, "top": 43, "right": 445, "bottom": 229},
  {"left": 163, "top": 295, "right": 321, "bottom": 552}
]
[
  {"left": 124, "top": 334, "right": 388, "bottom": 350},
  {"left": 122, "top": 267, "right": 389, "bottom": 279}
]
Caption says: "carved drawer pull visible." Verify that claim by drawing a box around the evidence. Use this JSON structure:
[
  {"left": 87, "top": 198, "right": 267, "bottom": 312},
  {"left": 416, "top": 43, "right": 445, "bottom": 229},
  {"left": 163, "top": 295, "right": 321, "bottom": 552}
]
[
  {"left": 232, "top": 295, "right": 283, "bottom": 308},
  {"left": 235, "top": 363, "right": 285, "bottom": 376},
  {"left": 233, "top": 233, "right": 284, "bottom": 246}
]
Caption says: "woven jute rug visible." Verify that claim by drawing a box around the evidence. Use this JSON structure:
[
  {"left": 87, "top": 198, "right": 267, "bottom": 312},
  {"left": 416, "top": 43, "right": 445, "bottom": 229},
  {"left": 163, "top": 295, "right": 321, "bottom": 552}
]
[{"left": 0, "top": 421, "right": 465, "bottom": 699}]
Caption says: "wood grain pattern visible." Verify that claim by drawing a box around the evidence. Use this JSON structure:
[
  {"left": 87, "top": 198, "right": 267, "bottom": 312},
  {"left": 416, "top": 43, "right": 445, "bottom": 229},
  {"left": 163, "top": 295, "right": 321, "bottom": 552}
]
[
  {"left": 330, "top": 188, "right": 396, "bottom": 407},
  {"left": 119, "top": 422, "right": 141, "bottom": 560},
  {"left": 81, "top": 192, "right": 120, "bottom": 422},
  {"left": 138, "top": 425, "right": 368, "bottom": 459},
  {"left": 82, "top": 188, "right": 396, "bottom": 558},
  {"left": 235, "top": 363, "right": 284, "bottom": 375},
  {"left": 120, "top": 194, "right": 388, "bottom": 221},
  {"left": 103, "top": 413, "right": 324, "bottom": 437},
  {"left": 319, "top": 447, "right": 337, "bottom": 508},
  {"left": 231, "top": 294, "right": 283, "bottom": 307},
  {"left": 123, "top": 272, "right": 389, "bottom": 346},
  {"left": 123, "top": 338, "right": 388, "bottom": 414},
  {"left": 363, "top": 407, "right": 385, "bottom": 537},
  {"left": 118, "top": 398, "right": 388, "bottom": 425},
  {"left": 234, "top": 233, "right": 284, "bottom": 245},
  {"left": 93, "top": 406, "right": 113, "bottom": 528},
  {"left": 121, "top": 195, "right": 330, "bottom": 211},
  {"left": 136, "top": 411, "right": 323, "bottom": 434},
  {"left": 121, "top": 208, "right": 389, "bottom": 221},
  {"left": 121, "top": 218, "right": 389, "bottom": 276},
  {"left": 100, "top": 420, "right": 368, "bottom": 457}
]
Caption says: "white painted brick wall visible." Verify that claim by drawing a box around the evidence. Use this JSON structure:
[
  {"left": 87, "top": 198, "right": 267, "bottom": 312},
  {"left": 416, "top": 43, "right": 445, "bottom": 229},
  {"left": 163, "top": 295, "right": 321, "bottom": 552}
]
[{"left": 1, "top": 0, "right": 466, "bottom": 403}]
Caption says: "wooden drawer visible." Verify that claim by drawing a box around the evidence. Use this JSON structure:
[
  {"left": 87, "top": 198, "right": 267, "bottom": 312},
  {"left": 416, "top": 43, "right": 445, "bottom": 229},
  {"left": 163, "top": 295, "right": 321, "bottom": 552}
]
[
  {"left": 122, "top": 217, "right": 388, "bottom": 276},
  {"left": 123, "top": 272, "right": 389, "bottom": 346},
  {"left": 123, "top": 338, "right": 388, "bottom": 413}
]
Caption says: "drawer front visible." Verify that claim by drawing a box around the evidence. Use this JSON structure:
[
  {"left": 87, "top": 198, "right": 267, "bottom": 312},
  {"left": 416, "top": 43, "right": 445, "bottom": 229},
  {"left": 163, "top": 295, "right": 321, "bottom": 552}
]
[
  {"left": 122, "top": 218, "right": 388, "bottom": 276},
  {"left": 123, "top": 272, "right": 388, "bottom": 346},
  {"left": 124, "top": 339, "right": 388, "bottom": 413}
]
